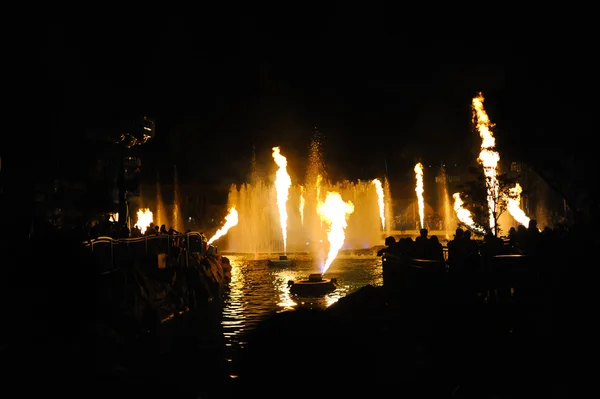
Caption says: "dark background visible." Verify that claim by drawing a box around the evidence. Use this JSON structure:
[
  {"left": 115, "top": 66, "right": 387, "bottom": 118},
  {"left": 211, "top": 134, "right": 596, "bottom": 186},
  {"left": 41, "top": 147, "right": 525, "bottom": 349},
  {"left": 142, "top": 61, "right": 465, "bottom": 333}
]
[{"left": 9, "top": 13, "right": 598, "bottom": 190}]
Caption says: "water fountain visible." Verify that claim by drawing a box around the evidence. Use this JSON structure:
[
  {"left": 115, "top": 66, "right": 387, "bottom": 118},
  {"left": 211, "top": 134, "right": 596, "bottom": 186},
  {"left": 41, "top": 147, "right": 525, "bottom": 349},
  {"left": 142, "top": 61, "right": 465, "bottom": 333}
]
[
  {"left": 384, "top": 176, "right": 394, "bottom": 233},
  {"left": 172, "top": 164, "right": 184, "bottom": 233},
  {"left": 155, "top": 173, "right": 169, "bottom": 228},
  {"left": 224, "top": 139, "right": 388, "bottom": 254},
  {"left": 439, "top": 166, "right": 457, "bottom": 240}
]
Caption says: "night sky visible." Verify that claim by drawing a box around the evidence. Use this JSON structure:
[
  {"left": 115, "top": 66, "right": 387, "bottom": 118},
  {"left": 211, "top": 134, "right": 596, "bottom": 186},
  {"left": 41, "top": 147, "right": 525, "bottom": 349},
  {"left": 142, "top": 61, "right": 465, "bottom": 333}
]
[{"left": 25, "top": 14, "right": 597, "bottom": 186}]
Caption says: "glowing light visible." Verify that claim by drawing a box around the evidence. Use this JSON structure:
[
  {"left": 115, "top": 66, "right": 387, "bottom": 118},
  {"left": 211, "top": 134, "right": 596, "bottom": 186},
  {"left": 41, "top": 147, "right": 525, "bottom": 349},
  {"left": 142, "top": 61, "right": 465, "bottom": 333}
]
[
  {"left": 272, "top": 147, "right": 292, "bottom": 254},
  {"left": 372, "top": 178, "right": 385, "bottom": 231},
  {"left": 473, "top": 92, "right": 500, "bottom": 232},
  {"left": 299, "top": 185, "right": 305, "bottom": 227},
  {"left": 414, "top": 162, "right": 425, "bottom": 229},
  {"left": 208, "top": 207, "right": 239, "bottom": 244},
  {"left": 452, "top": 193, "right": 485, "bottom": 234},
  {"left": 505, "top": 183, "right": 532, "bottom": 228},
  {"left": 316, "top": 192, "right": 354, "bottom": 274},
  {"left": 136, "top": 208, "right": 153, "bottom": 234}
]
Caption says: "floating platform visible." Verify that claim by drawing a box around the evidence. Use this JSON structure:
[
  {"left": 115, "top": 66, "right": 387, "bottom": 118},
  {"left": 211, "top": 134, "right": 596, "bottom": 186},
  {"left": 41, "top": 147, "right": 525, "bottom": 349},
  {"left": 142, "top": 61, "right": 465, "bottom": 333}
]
[
  {"left": 267, "top": 255, "right": 297, "bottom": 267},
  {"left": 288, "top": 273, "right": 337, "bottom": 296}
]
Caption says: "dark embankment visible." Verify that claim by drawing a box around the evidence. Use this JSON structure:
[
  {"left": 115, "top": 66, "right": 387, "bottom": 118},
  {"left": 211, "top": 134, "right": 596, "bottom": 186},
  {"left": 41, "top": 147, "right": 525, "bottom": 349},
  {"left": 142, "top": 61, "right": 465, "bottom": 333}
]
[
  {"left": 234, "top": 255, "right": 572, "bottom": 398},
  {"left": 0, "top": 232, "right": 232, "bottom": 398}
]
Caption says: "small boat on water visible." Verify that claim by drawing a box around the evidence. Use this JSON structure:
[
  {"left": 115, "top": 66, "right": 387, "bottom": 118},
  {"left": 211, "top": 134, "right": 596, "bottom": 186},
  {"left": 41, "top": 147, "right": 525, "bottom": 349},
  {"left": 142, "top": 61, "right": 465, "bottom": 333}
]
[
  {"left": 267, "top": 255, "right": 297, "bottom": 267},
  {"left": 288, "top": 273, "right": 337, "bottom": 296}
]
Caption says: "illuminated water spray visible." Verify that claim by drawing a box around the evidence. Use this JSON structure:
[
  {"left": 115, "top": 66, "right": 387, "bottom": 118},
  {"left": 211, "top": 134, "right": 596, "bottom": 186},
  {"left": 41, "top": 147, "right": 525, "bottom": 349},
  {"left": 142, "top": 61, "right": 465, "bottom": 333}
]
[
  {"left": 473, "top": 92, "right": 500, "bottom": 233},
  {"left": 272, "top": 147, "right": 292, "bottom": 254},
  {"left": 317, "top": 192, "right": 355, "bottom": 274},
  {"left": 414, "top": 162, "right": 425, "bottom": 229},
  {"left": 371, "top": 178, "right": 385, "bottom": 231},
  {"left": 453, "top": 193, "right": 485, "bottom": 234},
  {"left": 299, "top": 185, "right": 305, "bottom": 226},
  {"left": 208, "top": 207, "right": 239, "bottom": 244},
  {"left": 316, "top": 174, "right": 323, "bottom": 228}
]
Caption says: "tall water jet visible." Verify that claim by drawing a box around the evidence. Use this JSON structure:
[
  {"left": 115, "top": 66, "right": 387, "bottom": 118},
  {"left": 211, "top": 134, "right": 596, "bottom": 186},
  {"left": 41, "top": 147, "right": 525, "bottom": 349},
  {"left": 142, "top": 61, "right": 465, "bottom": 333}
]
[
  {"left": 383, "top": 176, "right": 394, "bottom": 234},
  {"left": 155, "top": 173, "right": 169, "bottom": 228},
  {"left": 172, "top": 164, "right": 184, "bottom": 232},
  {"left": 224, "top": 148, "right": 389, "bottom": 253},
  {"left": 299, "top": 185, "right": 305, "bottom": 226},
  {"left": 250, "top": 144, "right": 259, "bottom": 185},
  {"left": 306, "top": 133, "right": 325, "bottom": 242},
  {"left": 439, "top": 167, "right": 457, "bottom": 240}
]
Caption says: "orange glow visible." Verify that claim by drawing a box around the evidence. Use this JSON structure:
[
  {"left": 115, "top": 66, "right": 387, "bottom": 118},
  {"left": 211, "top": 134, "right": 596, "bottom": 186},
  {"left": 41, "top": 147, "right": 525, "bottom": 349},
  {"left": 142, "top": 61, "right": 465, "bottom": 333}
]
[
  {"left": 208, "top": 207, "right": 239, "bottom": 244},
  {"left": 414, "top": 162, "right": 425, "bottom": 229},
  {"left": 473, "top": 92, "right": 500, "bottom": 232},
  {"left": 453, "top": 193, "right": 485, "bottom": 234},
  {"left": 136, "top": 208, "right": 153, "bottom": 234},
  {"left": 316, "top": 192, "right": 354, "bottom": 274},
  {"left": 272, "top": 147, "right": 292, "bottom": 253},
  {"left": 372, "top": 179, "right": 385, "bottom": 231},
  {"left": 299, "top": 185, "right": 305, "bottom": 227}
]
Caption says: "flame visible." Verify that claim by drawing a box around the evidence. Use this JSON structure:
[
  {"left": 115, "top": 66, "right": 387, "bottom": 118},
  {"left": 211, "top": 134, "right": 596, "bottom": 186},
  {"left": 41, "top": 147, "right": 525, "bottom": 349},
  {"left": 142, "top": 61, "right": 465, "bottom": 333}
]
[
  {"left": 272, "top": 147, "right": 292, "bottom": 254},
  {"left": 414, "top": 162, "right": 425, "bottom": 229},
  {"left": 473, "top": 92, "right": 500, "bottom": 232},
  {"left": 316, "top": 192, "right": 355, "bottom": 274},
  {"left": 108, "top": 212, "right": 118, "bottom": 222},
  {"left": 208, "top": 207, "right": 239, "bottom": 244},
  {"left": 299, "top": 185, "right": 305, "bottom": 226},
  {"left": 136, "top": 208, "right": 153, "bottom": 234},
  {"left": 371, "top": 179, "right": 385, "bottom": 231},
  {"left": 453, "top": 193, "right": 485, "bottom": 234},
  {"left": 505, "top": 183, "right": 531, "bottom": 228}
]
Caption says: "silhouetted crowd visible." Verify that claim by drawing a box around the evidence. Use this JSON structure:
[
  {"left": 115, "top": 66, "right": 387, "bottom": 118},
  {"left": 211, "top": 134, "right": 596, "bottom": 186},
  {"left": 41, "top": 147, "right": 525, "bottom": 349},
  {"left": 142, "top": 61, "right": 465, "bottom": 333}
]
[
  {"left": 85, "top": 215, "right": 187, "bottom": 240},
  {"left": 378, "top": 216, "right": 588, "bottom": 270}
]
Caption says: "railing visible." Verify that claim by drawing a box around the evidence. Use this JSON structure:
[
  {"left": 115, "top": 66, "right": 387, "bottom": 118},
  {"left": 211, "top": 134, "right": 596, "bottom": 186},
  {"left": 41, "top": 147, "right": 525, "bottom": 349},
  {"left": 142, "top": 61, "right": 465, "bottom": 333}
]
[{"left": 83, "top": 231, "right": 209, "bottom": 273}]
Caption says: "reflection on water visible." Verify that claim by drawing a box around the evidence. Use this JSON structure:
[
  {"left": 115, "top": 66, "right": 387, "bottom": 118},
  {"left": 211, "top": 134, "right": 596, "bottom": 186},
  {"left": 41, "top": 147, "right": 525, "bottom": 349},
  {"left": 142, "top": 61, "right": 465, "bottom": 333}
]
[{"left": 221, "top": 253, "right": 383, "bottom": 373}]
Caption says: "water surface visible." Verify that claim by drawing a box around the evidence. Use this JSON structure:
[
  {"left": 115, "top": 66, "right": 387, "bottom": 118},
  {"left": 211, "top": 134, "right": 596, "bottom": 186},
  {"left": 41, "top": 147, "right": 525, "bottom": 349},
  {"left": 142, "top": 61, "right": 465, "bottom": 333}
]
[{"left": 220, "top": 253, "right": 383, "bottom": 373}]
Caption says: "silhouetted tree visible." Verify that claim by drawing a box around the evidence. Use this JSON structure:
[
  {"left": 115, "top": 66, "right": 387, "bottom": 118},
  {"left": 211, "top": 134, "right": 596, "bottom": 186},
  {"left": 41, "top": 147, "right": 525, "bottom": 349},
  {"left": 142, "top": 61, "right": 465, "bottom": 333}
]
[{"left": 457, "top": 166, "right": 518, "bottom": 237}]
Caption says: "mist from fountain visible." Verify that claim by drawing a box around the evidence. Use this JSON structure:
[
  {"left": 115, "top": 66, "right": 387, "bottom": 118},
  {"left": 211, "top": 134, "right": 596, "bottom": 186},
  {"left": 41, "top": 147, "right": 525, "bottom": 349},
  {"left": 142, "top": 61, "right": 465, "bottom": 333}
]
[
  {"left": 172, "top": 165, "right": 184, "bottom": 232},
  {"left": 440, "top": 167, "right": 457, "bottom": 240},
  {"left": 155, "top": 175, "right": 169, "bottom": 228},
  {"left": 383, "top": 176, "right": 394, "bottom": 233},
  {"left": 224, "top": 137, "right": 387, "bottom": 254}
]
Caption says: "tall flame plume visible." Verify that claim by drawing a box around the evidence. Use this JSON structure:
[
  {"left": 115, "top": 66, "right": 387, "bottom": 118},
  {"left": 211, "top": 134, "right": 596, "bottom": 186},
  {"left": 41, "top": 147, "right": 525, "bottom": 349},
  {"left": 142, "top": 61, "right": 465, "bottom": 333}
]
[
  {"left": 317, "top": 192, "right": 355, "bottom": 274},
  {"left": 371, "top": 178, "right": 385, "bottom": 231},
  {"left": 473, "top": 92, "right": 500, "bottom": 233},
  {"left": 208, "top": 207, "right": 239, "bottom": 244},
  {"left": 136, "top": 208, "right": 153, "bottom": 234},
  {"left": 505, "top": 183, "right": 531, "bottom": 228},
  {"left": 414, "top": 162, "right": 425, "bottom": 229},
  {"left": 453, "top": 193, "right": 485, "bottom": 234},
  {"left": 272, "top": 147, "right": 292, "bottom": 254}
]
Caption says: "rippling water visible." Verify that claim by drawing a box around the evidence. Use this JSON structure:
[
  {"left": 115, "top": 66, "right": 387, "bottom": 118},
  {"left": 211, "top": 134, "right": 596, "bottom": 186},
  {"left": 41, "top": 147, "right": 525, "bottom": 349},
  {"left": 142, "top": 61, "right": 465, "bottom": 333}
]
[{"left": 220, "top": 253, "right": 383, "bottom": 373}]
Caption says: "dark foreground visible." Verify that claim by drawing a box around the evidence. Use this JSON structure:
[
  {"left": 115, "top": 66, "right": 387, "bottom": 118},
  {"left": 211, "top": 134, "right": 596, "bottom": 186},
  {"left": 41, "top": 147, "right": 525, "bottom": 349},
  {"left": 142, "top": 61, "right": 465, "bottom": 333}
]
[
  {"left": 234, "top": 280, "right": 567, "bottom": 398},
  {"left": 1, "top": 237, "right": 573, "bottom": 398}
]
